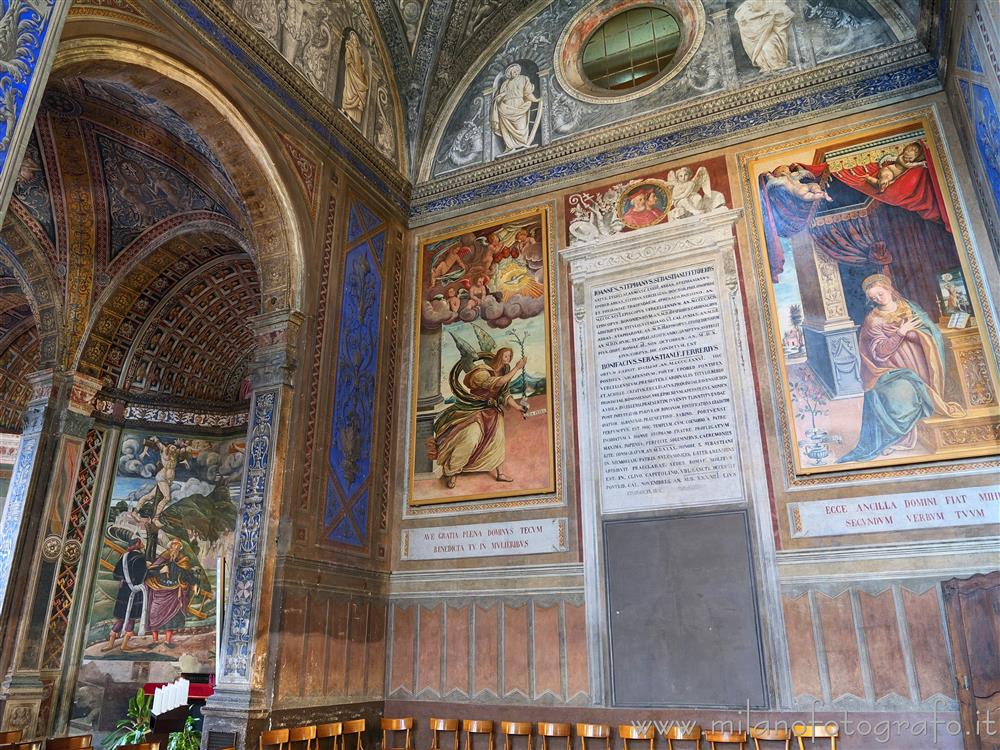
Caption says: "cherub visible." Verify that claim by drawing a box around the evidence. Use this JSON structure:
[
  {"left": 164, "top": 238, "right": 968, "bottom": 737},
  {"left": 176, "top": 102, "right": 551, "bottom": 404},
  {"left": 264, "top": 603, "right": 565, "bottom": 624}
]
[
  {"left": 463, "top": 275, "right": 491, "bottom": 311},
  {"left": 766, "top": 165, "right": 833, "bottom": 202},
  {"left": 429, "top": 242, "right": 468, "bottom": 287},
  {"left": 865, "top": 142, "right": 926, "bottom": 193},
  {"left": 445, "top": 286, "right": 461, "bottom": 313}
]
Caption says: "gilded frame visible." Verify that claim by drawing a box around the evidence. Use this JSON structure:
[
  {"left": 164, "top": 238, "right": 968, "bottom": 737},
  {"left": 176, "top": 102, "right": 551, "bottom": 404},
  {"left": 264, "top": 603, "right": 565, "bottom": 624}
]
[{"left": 408, "top": 206, "right": 559, "bottom": 506}]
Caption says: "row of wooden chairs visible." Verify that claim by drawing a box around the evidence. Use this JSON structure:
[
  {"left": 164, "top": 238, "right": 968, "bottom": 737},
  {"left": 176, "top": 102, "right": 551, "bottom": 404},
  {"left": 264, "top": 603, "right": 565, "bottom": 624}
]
[
  {"left": 0, "top": 733, "right": 96, "bottom": 750},
  {"left": 260, "top": 719, "right": 368, "bottom": 750},
  {"left": 372, "top": 720, "right": 838, "bottom": 750}
]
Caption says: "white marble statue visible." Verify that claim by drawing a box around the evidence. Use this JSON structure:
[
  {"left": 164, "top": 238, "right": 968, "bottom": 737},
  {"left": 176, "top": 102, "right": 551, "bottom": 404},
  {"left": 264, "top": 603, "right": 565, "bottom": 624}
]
[
  {"left": 666, "top": 166, "right": 727, "bottom": 220},
  {"left": 490, "top": 64, "right": 541, "bottom": 152},
  {"left": 734, "top": 0, "right": 795, "bottom": 72},
  {"left": 340, "top": 30, "right": 369, "bottom": 126}
]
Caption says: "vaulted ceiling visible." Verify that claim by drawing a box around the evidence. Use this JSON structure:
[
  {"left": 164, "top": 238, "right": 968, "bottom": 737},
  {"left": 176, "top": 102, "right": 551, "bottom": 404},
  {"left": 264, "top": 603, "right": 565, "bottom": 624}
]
[
  {"left": 0, "top": 270, "right": 37, "bottom": 432},
  {"left": 0, "top": 73, "right": 261, "bottom": 420}
]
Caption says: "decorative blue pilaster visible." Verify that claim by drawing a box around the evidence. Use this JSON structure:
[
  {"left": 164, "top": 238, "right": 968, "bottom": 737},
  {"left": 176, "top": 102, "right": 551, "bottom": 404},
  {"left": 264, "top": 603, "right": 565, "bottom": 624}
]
[{"left": 0, "top": 1, "right": 69, "bottom": 224}]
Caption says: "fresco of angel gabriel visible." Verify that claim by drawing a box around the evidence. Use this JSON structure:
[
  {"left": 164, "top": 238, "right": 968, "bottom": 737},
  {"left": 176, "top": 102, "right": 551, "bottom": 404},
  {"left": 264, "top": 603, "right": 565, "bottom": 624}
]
[{"left": 427, "top": 324, "right": 529, "bottom": 488}]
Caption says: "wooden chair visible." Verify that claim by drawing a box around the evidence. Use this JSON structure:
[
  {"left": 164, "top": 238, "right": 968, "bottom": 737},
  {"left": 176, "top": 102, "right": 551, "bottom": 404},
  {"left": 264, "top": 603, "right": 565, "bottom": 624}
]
[
  {"left": 0, "top": 733, "right": 22, "bottom": 745},
  {"left": 704, "top": 732, "right": 746, "bottom": 750},
  {"left": 3, "top": 742, "right": 41, "bottom": 750},
  {"left": 749, "top": 727, "right": 790, "bottom": 750},
  {"left": 316, "top": 723, "right": 343, "bottom": 750},
  {"left": 463, "top": 720, "right": 494, "bottom": 750},
  {"left": 120, "top": 744, "right": 160, "bottom": 750},
  {"left": 430, "top": 719, "right": 460, "bottom": 750},
  {"left": 343, "top": 719, "right": 366, "bottom": 750},
  {"left": 260, "top": 728, "right": 291, "bottom": 750},
  {"left": 537, "top": 724, "right": 571, "bottom": 750},
  {"left": 47, "top": 736, "right": 92, "bottom": 750},
  {"left": 792, "top": 724, "right": 837, "bottom": 750},
  {"left": 576, "top": 725, "right": 610, "bottom": 750},
  {"left": 500, "top": 722, "right": 532, "bottom": 750},
  {"left": 663, "top": 726, "right": 702, "bottom": 750},
  {"left": 382, "top": 719, "right": 412, "bottom": 750},
  {"left": 290, "top": 726, "right": 317, "bottom": 750},
  {"left": 618, "top": 725, "right": 654, "bottom": 750}
]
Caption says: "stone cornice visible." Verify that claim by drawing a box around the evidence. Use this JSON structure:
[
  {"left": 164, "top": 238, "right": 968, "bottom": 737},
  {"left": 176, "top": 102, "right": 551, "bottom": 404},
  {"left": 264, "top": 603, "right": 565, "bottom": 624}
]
[{"left": 410, "top": 43, "right": 939, "bottom": 225}]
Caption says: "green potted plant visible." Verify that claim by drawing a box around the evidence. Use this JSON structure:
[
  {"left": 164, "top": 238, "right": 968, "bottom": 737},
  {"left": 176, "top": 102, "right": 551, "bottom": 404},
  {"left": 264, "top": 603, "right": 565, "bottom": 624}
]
[
  {"left": 102, "top": 689, "right": 152, "bottom": 750},
  {"left": 168, "top": 716, "right": 201, "bottom": 750}
]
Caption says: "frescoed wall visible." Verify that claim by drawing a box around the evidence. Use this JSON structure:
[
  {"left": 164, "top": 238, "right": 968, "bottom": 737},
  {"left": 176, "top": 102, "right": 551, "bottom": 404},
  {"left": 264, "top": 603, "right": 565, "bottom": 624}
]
[
  {"left": 224, "top": 0, "right": 402, "bottom": 164},
  {"left": 70, "top": 429, "right": 244, "bottom": 734},
  {"left": 947, "top": 0, "right": 1000, "bottom": 256},
  {"left": 424, "top": 0, "right": 919, "bottom": 180},
  {"left": 743, "top": 119, "right": 1000, "bottom": 476}
]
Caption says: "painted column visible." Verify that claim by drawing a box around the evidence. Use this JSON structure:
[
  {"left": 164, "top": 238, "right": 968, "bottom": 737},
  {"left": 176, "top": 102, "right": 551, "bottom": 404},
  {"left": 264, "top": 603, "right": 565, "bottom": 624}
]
[
  {"left": 790, "top": 232, "right": 864, "bottom": 398},
  {"left": 202, "top": 310, "right": 302, "bottom": 748},
  {"left": 412, "top": 328, "right": 442, "bottom": 476},
  {"left": 0, "top": 371, "right": 102, "bottom": 737}
]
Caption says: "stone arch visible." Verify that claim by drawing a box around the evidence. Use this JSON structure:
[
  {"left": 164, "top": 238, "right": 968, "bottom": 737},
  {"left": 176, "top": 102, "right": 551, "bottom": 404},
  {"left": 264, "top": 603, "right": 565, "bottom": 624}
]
[
  {"left": 0, "top": 212, "right": 62, "bottom": 369},
  {"left": 50, "top": 38, "right": 305, "bottom": 325}
]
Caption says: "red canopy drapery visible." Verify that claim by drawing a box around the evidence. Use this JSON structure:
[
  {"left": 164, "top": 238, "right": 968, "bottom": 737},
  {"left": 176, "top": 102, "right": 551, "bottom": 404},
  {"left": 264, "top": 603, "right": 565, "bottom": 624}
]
[{"left": 829, "top": 141, "right": 951, "bottom": 233}]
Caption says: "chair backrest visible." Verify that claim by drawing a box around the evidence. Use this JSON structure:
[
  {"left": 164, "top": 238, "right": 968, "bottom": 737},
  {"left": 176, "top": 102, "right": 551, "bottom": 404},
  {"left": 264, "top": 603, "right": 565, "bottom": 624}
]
[
  {"left": 120, "top": 743, "right": 160, "bottom": 750},
  {"left": 537, "top": 725, "right": 571, "bottom": 739},
  {"left": 5, "top": 742, "right": 41, "bottom": 750},
  {"left": 749, "top": 727, "right": 789, "bottom": 750},
  {"left": 382, "top": 720, "right": 413, "bottom": 731},
  {"left": 464, "top": 722, "right": 494, "bottom": 735},
  {"left": 290, "top": 726, "right": 317, "bottom": 749},
  {"left": 343, "top": 721, "right": 366, "bottom": 735},
  {"left": 618, "top": 726, "right": 654, "bottom": 741},
  {"left": 792, "top": 724, "right": 837, "bottom": 750},
  {"left": 261, "top": 728, "right": 291, "bottom": 750},
  {"left": 575, "top": 727, "right": 610, "bottom": 740},
  {"left": 663, "top": 726, "right": 701, "bottom": 741},
  {"left": 500, "top": 724, "right": 532, "bottom": 737},
  {"left": 704, "top": 731, "right": 746, "bottom": 749},
  {"left": 47, "top": 735, "right": 93, "bottom": 750},
  {"left": 0, "top": 732, "right": 22, "bottom": 745},
  {"left": 317, "top": 724, "right": 343, "bottom": 740},
  {"left": 663, "top": 724, "right": 702, "bottom": 746}
]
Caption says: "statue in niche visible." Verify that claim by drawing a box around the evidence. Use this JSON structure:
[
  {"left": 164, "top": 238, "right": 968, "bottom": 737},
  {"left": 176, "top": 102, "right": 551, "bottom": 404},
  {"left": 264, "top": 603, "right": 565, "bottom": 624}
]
[
  {"left": 734, "top": 0, "right": 795, "bottom": 72},
  {"left": 340, "top": 30, "right": 369, "bottom": 127},
  {"left": 490, "top": 63, "right": 541, "bottom": 153}
]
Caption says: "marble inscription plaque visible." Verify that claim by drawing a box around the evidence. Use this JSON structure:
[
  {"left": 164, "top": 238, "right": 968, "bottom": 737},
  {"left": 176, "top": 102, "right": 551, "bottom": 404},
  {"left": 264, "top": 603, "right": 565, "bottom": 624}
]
[
  {"left": 401, "top": 518, "right": 568, "bottom": 560},
  {"left": 789, "top": 486, "right": 1000, "bottom": 538},
  {"left": 593, "top": 265, "right": 741, "bottom": 512}
]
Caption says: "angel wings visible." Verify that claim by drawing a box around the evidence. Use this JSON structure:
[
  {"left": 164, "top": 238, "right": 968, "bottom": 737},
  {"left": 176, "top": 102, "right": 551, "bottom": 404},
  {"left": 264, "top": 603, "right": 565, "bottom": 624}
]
[{"left": 449, "top": 324, "right": 497, "bottom": 373}]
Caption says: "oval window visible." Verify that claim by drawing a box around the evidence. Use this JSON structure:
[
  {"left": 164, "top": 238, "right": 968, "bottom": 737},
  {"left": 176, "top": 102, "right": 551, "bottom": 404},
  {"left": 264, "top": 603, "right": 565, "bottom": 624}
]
[{"left": 581, "top": 6, "right": 682, "bottom": 91}]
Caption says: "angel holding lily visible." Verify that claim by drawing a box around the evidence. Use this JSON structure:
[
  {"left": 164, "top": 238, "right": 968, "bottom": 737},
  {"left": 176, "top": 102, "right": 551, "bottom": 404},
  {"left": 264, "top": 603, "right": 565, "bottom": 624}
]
[{"left": 427, "top": 324, "right": 529, "bottom": 489}]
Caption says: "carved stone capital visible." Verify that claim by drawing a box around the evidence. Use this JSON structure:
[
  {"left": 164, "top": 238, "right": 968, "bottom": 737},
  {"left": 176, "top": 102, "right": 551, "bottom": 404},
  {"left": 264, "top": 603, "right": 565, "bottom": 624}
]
[
  {"left": 66, "top": 373, "right": 103, "bottom": 417},
  {"left": 249, "top": 310, "right": 305, "bottom": 389}
]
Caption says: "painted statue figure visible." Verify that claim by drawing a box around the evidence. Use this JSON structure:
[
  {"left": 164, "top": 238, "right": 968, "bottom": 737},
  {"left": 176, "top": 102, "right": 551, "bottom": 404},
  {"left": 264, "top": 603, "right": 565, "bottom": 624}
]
[
  {"left": 341, "top": 30, "right": 369, "bottom": 126},
  {"left": 490, "top": 64, "right": 541, "bottom": 152},
  {"left": 839, "top": 274, "right": 966, "bottom": 463},
  {"left": 734, "top": 0, "right": 795, "bottom": 72}
]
